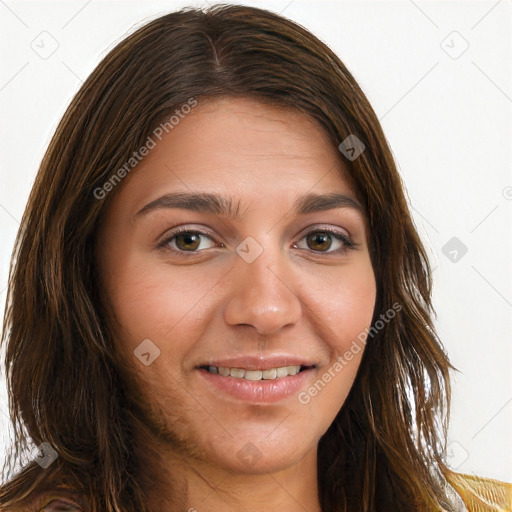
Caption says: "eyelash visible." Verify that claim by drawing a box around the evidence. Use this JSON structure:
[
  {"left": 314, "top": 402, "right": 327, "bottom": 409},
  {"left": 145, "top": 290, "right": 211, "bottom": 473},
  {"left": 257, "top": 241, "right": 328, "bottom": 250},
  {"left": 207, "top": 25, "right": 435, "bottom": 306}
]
[{"left": 157, "top": 225, "right": 358, "bottom": 258}]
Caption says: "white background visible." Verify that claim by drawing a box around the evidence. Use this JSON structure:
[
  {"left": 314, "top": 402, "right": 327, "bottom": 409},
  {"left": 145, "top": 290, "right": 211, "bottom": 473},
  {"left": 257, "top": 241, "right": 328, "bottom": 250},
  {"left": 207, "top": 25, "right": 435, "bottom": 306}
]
[{"left": 1, "top": 0, "right": 511, "bottom": 483}]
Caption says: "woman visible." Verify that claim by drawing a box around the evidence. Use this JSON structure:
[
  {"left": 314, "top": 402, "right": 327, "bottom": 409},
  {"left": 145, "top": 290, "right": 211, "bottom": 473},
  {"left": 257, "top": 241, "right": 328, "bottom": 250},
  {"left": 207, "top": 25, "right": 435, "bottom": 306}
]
[{"left": 1, "top": 4, "right": 510, "bottom": 511}]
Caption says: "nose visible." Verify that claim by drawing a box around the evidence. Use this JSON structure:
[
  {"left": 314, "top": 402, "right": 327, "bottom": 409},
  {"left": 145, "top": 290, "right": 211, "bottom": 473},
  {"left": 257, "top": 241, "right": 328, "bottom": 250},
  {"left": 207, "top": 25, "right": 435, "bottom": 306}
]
[{"left": 223, "top": 244, "right": 302, "bottom": 336}]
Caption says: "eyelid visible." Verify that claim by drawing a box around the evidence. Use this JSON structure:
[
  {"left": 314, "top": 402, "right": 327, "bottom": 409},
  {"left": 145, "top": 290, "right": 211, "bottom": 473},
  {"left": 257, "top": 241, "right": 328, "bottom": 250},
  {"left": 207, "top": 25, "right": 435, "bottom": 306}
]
[
  {"left": 156, "top": 224, "right": 219, "bottom": 246},
  {"left": 295, "top": 223, "right": 351, "bottom": 241}
]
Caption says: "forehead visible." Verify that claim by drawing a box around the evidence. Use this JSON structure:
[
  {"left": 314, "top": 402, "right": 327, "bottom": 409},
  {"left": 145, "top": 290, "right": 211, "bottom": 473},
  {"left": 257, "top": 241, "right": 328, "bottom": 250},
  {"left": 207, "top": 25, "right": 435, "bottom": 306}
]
[{"left": 113, "top": 96, "right": 359, "bottom": 214}]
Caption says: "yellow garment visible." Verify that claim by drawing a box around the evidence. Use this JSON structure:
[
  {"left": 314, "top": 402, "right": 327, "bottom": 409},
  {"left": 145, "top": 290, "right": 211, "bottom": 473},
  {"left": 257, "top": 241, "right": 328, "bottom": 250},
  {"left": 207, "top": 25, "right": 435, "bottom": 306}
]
[{"left": 445, "top": 469, "right": 512, "bottom": 512}]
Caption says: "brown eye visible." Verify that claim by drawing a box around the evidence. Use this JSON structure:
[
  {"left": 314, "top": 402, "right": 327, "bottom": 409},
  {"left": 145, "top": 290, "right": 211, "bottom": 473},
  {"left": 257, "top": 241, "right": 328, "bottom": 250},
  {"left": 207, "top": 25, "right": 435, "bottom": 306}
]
[
  {"left": 159, "top": 229, "right": 218, "bottom": 254},
  {"left": 306, "top": 231, "right": 332, "bottom": 252},
  {"left": 294, "top": 228, "right": 356, "bottom": 255},
  {"left": 175, "top": 232, "right": 202, "bottom": 251}
]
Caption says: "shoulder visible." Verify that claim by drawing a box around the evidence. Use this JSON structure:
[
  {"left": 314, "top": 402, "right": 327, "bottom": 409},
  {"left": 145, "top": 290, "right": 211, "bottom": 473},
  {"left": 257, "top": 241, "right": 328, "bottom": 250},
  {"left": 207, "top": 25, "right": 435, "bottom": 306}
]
[{"left": 444, "top": 468, "right": 512, "bottom": 512}]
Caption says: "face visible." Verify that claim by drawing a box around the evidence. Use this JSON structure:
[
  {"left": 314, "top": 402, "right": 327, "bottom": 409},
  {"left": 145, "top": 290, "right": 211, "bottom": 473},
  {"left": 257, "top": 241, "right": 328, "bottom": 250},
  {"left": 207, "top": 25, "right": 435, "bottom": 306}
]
[{"left": 96, "top": 96, "right": 376, "bottom": 475}]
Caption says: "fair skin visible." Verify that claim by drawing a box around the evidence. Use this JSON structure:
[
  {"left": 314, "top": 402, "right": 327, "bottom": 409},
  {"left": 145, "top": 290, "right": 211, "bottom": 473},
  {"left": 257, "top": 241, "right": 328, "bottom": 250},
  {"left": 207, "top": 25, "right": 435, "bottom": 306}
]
[{"left": 96, "top": 97, "right": 377, "bottom": 512}]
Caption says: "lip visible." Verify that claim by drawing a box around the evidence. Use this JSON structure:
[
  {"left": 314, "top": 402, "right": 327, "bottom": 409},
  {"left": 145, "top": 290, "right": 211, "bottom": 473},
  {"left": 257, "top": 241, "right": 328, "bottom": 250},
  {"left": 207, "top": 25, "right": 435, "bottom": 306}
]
[
  {"left": 196, "top": 355, "right": 317, "bottom": 372},
  {"left": 198, "top": 367, "right": 315, "bottom": 403},
  {"left": 197, "top": 365, "right": 316, "bottom": 404}
]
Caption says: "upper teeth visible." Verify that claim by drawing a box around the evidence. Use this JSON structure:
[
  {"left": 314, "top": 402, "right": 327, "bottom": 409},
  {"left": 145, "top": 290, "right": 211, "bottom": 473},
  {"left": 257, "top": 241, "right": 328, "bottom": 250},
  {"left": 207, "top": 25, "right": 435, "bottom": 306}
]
[{"left": 207, "top": 365, "right": 301, "bottom": 380}]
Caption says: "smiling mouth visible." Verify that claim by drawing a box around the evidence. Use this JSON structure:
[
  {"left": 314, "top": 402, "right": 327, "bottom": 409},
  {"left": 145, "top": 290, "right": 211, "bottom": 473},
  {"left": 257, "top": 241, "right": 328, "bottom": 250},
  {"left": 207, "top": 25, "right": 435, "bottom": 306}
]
[{"left": 199, "top": 365, "right": 315, "bottom": 381}]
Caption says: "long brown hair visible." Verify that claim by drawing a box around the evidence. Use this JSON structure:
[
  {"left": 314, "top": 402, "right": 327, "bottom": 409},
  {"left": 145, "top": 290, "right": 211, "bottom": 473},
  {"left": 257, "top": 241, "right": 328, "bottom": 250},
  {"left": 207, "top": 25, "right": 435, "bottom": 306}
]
[{"left": 1, "top": 4, "right": 456, "bottom": 511}]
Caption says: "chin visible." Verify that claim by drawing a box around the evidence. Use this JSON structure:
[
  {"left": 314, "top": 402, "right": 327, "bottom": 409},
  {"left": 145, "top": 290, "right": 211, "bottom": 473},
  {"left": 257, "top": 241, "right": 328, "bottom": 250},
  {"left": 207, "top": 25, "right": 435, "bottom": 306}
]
[{"left": 204, "top": 428, "right": 318, "bottom": 475}]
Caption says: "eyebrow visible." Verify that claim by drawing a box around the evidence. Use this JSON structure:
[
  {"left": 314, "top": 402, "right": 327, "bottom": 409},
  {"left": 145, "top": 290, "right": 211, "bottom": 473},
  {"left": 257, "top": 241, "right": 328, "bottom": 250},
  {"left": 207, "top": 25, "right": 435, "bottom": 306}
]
[{"left": 135, "top": 191, "right": 363, "bottom": 220}]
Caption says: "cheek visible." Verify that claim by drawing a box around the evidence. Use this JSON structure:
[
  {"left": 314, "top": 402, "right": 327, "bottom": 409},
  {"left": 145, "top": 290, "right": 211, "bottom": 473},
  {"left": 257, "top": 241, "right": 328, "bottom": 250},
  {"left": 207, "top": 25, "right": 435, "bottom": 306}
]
[
  {"left": 307, "top": 258, "right": 377, "bottom": 352},
  {"left": 333, "top": 280, "right": 376, "bottom": 351},
  {"left": 104, "top": 254, "right": 213, "bottom": 351},
  {"left": 298, "top": 262, "right": 375, "bottom": 429}
]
